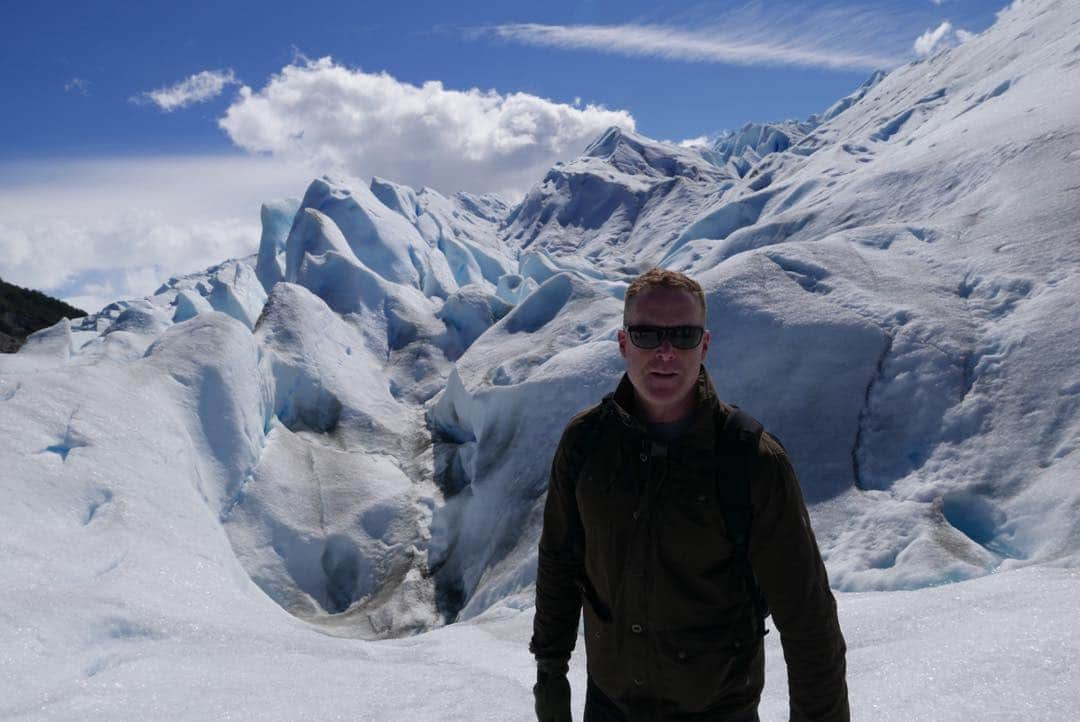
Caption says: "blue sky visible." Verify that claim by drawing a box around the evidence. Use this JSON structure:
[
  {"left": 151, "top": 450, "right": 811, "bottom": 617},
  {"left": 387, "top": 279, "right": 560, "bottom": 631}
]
[{"left": 0, "top": 0, "right": 1006, "bottom": 310}]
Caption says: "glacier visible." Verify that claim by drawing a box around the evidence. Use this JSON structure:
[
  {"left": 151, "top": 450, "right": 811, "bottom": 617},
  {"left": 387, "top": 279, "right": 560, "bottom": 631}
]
[{"left": 2, "top": 0, "right": 1080, "bottom": 718}]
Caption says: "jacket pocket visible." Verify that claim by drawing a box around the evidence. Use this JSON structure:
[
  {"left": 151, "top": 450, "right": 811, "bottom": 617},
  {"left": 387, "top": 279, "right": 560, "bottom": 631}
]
[
  {"left": 654, "top": 625, "right": 759, "bottom": 714},
  {"left": 575, "top": 456, "right": 624, "bottom": 533},
  {"left": 577, "top": 458, "right": 635, "bottom": 606},
  {"left": 668, "top": 481, "right": 720, "bottom": 533},
  {"left": 657, "top": 483, "right": 737, "bottom": 585}
]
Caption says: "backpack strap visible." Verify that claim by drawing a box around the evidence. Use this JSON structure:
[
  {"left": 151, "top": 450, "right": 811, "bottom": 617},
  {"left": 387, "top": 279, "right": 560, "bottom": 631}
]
[{"left": 716, "top": 405, "right": 770, "bottom": 637}]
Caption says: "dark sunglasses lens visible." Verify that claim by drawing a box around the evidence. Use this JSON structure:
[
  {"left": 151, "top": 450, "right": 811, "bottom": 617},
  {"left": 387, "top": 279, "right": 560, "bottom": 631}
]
[
  {"left": 670, "top": 326, "right": 704, "bottom": 349},
  {"left": 627, "top": 326, "right": 703, "bottom": 349},
  {"left": 629, "top": 328, "right": 662, "bottom": 348}
]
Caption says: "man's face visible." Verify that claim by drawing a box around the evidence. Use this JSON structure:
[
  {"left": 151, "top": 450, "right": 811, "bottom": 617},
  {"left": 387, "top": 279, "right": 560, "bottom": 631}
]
[{"left": 617, "top": 287, "right": 710, "bottom": 423}]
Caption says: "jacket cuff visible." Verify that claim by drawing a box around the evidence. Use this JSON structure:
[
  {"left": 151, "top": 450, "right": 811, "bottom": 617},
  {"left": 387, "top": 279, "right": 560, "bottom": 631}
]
[{"left": 536, "top": 657, "right": 569, "bottom": 680}]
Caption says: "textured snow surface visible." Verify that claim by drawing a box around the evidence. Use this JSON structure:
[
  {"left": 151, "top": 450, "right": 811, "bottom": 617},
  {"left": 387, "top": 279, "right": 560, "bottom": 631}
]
[{"left": 3, "top": 0, "right": 1080, "bottom": 717}]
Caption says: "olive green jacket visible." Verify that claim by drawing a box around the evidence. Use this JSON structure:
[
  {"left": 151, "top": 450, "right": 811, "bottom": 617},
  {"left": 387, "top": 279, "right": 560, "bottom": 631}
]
[{"left": 530, "top": 367, "right": 849, "bottom": 721}]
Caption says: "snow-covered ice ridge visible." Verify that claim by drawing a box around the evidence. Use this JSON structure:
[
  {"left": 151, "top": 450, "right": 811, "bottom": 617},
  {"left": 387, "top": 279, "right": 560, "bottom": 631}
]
[{"left": 3, "top": 0, "right": 1080, "bottom": 717}]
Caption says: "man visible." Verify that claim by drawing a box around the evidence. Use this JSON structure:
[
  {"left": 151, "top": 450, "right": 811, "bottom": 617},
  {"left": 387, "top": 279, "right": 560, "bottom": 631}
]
[{"left": 530, "top": 269, "right": 848, "bottom": 721}]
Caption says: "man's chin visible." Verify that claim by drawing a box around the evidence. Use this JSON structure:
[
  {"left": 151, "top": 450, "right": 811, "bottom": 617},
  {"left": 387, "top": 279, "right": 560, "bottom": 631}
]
[{"left": 644, "top": 374, "right": 683, "bottom": 391}]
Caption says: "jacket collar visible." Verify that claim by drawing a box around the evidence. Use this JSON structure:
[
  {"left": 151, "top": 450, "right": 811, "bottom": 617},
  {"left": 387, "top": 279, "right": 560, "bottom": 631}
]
[{"left": 604, "top": 365, "right": 723, "bottom": 450}]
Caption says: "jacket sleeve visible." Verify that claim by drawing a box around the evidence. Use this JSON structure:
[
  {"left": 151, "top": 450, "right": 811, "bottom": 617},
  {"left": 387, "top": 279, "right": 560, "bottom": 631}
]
[
  {"left": 748, "top": 434, "right": 849, "bottom": 722},
  {"left": 529, "top": 425, "right": 586, "bottom": 672}
]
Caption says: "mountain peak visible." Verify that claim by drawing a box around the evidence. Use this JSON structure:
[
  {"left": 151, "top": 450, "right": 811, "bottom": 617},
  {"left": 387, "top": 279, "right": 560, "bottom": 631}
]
[
  {"left": 582, "top": 125, "right": 639, "bottom": 159},
  {"left": 820, "top": 68, "right": 889, "bottom": 122}
]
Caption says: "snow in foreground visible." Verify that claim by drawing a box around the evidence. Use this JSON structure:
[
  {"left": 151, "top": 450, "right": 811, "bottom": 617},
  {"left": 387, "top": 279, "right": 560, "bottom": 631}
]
[{"left": 1, "top": 566, "right": 1075, "bottom": 720}]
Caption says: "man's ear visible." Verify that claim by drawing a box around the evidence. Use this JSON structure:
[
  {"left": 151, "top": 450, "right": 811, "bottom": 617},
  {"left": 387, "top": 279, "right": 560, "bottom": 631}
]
[
  {"left": 701, "top": 329, "right": 711, "bottom": 357},
  {"left": 617, "top": 329, "right": 628, "bottom": 358}
]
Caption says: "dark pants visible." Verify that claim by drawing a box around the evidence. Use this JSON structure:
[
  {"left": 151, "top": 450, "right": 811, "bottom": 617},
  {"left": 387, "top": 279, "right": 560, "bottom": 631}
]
[{"left": 584, "top": 678, "right": 760, "bottom": 722}]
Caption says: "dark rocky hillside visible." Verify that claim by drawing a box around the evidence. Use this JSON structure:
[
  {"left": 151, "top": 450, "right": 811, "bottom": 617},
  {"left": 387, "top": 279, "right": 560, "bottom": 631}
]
[{"left": 0, "top": 278, "right": 86, "bottom": 353}]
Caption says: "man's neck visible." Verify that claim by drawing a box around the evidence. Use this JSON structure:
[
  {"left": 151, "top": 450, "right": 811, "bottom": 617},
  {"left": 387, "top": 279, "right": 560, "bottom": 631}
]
[
  {"left": 634, "top": 391, "right": 696, "bottom": 423},
  {"left": 646, "top": 410, "right": 696, "bottom": 443}
]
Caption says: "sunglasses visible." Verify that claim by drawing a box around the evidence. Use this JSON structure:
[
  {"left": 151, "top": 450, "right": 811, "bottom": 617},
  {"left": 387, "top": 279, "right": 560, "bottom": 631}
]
[{"left": 624, "top": 325, "right": 705, "bottom": 350}]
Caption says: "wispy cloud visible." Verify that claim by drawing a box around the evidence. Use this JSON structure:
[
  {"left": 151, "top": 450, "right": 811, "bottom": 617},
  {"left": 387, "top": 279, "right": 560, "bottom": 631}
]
[
  {"left": 218, "top": 56, "right": 635, "bottom": 197},
  {"left": 480, "top": 22, "right": 899, "bottom": 71},
  {"left": 133, "top": 69, "right": 240, "bottom": 112},
  {"left": 469, "top": 3, "right": 915, "bottom": 73},
  {"left": 64, "top": 78, "right": 91, "bottom": 96}
]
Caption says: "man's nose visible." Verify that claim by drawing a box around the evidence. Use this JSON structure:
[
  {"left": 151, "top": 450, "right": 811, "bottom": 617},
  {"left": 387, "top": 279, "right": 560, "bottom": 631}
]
[{"left": 655, "top": 340, "right": 677, "bottom": 359}]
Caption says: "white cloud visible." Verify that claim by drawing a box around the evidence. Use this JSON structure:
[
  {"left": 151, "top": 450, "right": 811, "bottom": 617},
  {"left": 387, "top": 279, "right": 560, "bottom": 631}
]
[
  {"left": 134, "top": 69, "right": 240, "bottom": 113},
  {"left": 676, "top": 135, "right": 711, "bottom": 149},
  {"left": 3, "top": 59, "right": 633, "bottom": 310},
  {"left": 218, "top": 56, "right": 635, "bottom": 197},
  {"left": 0, "top": 214, "right": 256, "bottom": 313},
  {"left": 914, "top": 21, "right": 953, "bottom": 55},
  {"left": 64, "top": 78, "right": 90, "bottom": 96},
  {"left": 0, "top": 156, "right": 312, "bottom": 312},
  {"left": 913, "top": 20, "right": 974, "bottom": 56}
]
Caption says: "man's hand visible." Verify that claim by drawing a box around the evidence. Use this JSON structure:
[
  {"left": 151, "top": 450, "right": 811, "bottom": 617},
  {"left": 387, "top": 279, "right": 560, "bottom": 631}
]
[{"left": 533, "top": 661, "right": 572, "bottom": 722}]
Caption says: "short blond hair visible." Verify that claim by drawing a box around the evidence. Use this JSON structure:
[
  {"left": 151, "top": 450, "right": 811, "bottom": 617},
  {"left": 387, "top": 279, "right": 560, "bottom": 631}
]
[{"left": 623, "top": 268, "right": 706, "bottom": 323}]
